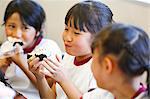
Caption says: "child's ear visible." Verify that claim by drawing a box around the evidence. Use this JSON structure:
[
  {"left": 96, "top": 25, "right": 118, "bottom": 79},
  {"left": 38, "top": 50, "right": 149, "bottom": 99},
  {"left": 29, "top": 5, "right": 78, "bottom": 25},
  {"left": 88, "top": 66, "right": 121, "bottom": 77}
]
[
  {"left": 35, "top": 32, "right": 40, "bottom": 37},
  {"left": 103, "top": 56, "right": 114, "bottom": 74}
]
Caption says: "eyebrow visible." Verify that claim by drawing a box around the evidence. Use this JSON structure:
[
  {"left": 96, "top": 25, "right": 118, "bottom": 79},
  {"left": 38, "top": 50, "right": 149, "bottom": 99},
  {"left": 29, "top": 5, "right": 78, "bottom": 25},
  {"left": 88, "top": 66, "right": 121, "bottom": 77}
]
[{"left": 6, "top": 22, "right": 16, "bottom": 26}]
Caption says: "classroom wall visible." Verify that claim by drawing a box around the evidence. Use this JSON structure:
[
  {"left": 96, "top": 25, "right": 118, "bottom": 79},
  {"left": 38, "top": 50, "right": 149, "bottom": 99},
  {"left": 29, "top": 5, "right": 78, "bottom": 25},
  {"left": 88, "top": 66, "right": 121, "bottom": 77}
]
[
  {"left": 102, "top": 0, "right": 150, "bottom": 35},
  {"left": 148, "top": 7, "right": 150, "bottom": 32},
  {"left": 0, "top": 0, "right": 150, "bottom": 51}
]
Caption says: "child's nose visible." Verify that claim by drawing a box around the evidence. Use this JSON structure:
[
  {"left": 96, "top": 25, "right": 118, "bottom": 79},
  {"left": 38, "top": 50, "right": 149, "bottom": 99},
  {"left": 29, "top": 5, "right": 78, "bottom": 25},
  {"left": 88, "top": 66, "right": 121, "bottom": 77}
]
[
  {"left": 12, "top": 29, "right": 22, "bottom": 39},
  {"left": 64, "top": 32, "right": 72, "bottom": 42}
]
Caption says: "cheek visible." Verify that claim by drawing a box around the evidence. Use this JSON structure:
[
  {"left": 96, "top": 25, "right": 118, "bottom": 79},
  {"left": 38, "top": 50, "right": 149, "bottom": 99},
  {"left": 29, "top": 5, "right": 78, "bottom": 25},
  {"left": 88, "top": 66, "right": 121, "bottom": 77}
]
[
  {"left": 5, "top": 28, "right": 12, "bottom": 36},
  {"left": 76, "top": 38, "right": 91, "bottom": 49},
  {"left": 62, "top": 31, "right": 67, "bottom": 42},
  {"left": 22, "top": 32, "right": 36, "bottom": 44},
  {"left": 91, "top": 62, "right": 99, "bottom": 80},
  {"left": 92, "top": 61, "right": 104, "bottom": 87}
]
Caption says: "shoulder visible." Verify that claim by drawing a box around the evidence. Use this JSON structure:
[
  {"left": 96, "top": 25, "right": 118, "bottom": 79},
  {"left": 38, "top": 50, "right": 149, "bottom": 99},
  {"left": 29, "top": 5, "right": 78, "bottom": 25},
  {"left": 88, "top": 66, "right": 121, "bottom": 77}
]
[
  {"left": 135, "top": 91, "right": 150, "bottom": 99},
  {"left": 63, "top": 53, "right": 74, "bottom": 60},
  {"left": 40, "top": 38, "right": 59, "bottom": 46},
  {"left": 37, "top": 38, "right": 61, "bottom": 52},
  {"left": 62, "top": 53, "right": 75, "bottom": 64}
]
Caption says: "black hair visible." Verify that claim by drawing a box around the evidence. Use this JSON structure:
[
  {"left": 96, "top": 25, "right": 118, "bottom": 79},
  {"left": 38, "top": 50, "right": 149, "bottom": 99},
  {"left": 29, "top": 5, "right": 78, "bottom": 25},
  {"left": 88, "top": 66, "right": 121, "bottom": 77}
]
[
  {"left": 91, "top": 23, "right": 150, "bottom": 96},
  {"left": 65, "top": 0, "right": 113, "bottom": 35},
  {"left": 3, "top": 0, "right": 45, "bottom": 36}
]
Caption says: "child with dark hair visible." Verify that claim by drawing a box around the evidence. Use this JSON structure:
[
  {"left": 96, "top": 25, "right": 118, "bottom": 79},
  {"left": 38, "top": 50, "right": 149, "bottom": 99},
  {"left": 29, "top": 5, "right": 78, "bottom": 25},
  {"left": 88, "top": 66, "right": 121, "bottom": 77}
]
[
  {"left": 29, "top": 0, "right": 114, "bottom": 99},
  {"left": 0, "top": 0, "right": 61, "bottom": 98},
  {"left": 91, "top": 23, "right": 150, "bottom": 99}
]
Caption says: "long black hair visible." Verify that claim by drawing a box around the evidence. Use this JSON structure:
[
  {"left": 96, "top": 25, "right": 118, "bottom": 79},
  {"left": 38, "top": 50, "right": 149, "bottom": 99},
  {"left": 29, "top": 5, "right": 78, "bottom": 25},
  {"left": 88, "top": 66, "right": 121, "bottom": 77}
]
[{"left": 92, "top": 23, "right": 150, "bottom": 96}]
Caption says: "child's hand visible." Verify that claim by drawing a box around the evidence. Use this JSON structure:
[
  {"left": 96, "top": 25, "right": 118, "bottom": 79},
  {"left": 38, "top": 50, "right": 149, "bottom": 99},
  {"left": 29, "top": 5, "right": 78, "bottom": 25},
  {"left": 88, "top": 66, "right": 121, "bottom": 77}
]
[
  {"left": 10, "top": 45, "right": 27, "bottom": 68},
  {"left": 28, "top": 57, "right": 45, "bottom": 80},
  {"left": 0, "top": 58, "right": 11, "bottom": 67},
  {"left": 41, "top": 55, "right": 68, "bottom": 83},
  {"left": 0, "top": 58, "right": 12, "bottom": 73}
]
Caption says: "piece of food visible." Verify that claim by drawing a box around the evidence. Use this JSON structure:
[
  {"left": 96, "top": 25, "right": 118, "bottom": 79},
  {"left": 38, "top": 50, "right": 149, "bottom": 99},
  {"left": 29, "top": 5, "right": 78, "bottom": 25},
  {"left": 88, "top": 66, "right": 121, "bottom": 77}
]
[{"left": 0, "top": 37, "right": 24, "bottom": 58}]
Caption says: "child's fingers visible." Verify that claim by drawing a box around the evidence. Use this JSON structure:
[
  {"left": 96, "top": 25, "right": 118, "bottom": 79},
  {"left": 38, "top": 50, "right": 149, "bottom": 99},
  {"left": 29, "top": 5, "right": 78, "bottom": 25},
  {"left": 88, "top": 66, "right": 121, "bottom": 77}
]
[
  {"left": 27, "top": 55, "right": 37, "bottom": 63},
  {"left": 46, "top": 57, "right": 62, "bottom": 67},
  {"left": 40, "top": 69, "right": 53, "bottom": 78},
  {"left": 37, "top": 64, "right": 45, "bottom": 73},
  {"left": 43, "top": 58, "right": 59, "bottom": 71},
  {"left": 31, "top": 62, "right": 41, "bottom": 71},
  {"left": 56, "top": 54, "right": 62, "bottom": 63},
  {"left": 14, "top": 44, "right": 24, "bottom": 54},
  {"left": 41, "top": 60, "right": 56, "bottom": 73},
  {"left": 28, "top": 57, "right": 39, "bottom": 69}
]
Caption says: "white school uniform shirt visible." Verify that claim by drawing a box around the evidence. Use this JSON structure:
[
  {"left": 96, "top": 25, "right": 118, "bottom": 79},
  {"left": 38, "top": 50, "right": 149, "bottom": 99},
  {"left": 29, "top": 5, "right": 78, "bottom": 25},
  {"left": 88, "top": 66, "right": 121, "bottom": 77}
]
[
  {"left": 5, "top": 38, "right": 62, "bottom": 99},
  {"left": 0, "top": 81, "right": 16, "bottom": 99},
  {"left": 56, "top": 53, "right": 112, "bottom": 99},
  {"left": 82, "top": 88, "right": 114, "bottom": 99}
]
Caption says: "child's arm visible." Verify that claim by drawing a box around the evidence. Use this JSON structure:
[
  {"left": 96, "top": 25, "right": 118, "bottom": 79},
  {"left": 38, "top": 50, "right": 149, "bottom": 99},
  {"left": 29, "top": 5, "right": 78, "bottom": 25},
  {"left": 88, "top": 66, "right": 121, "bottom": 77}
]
[
  {"left": 37, "top": 77, "right": 56, "bottom": 99},
  {"left": 28, "top": 57, "right": 56, "bottom": 99},
  {"left": 0, "top": 58, "right": 11, "bottom": 73},
  {"left": 59, "top": 78, "right": 82, "bottom": 99},
  {"left": 10, "top": 52, "right": 38, "bottom": 88}
]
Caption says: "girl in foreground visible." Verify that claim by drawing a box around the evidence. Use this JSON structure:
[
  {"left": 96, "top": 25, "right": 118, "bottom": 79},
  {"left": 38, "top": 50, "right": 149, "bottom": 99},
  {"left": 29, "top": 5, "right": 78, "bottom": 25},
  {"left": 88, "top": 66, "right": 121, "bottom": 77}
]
[{"left": 91, "top": 23, "right": 150, "bottom": 99}]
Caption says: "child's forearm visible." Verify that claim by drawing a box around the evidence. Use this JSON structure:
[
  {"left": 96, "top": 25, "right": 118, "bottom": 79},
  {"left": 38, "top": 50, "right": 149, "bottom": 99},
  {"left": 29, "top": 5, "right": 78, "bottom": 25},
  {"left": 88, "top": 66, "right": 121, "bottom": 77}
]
[
  {"left": 59, "top": 79, "right": 82, "bottom": 99},
  {"left": 10, "top": 54, "right": 38, "bottom": 88},
  {"left": 37, "top": 77, "right": 56, "bottom": 99},
  {"left": 19, "top": 62, "right": 55, "bottom": 99},
  {"left": 18, "top": 62, "right": 38, "bottom": 88}
]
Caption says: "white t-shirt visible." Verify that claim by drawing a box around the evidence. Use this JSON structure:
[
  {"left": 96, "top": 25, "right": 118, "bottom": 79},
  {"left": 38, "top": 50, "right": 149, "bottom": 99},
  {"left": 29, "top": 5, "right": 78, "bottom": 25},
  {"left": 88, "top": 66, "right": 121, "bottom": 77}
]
[
  {"left": 5, "top": 38, "right": 62, "bottom": 99},
  {"left": 82, "top": 88, "right": 114, "bottom": 99},
  {"left": 0, "top": 81, "right": 16, "bottom": 99},
  {"left": 56, "top": 53, "right": 112, "bottom": 99}
]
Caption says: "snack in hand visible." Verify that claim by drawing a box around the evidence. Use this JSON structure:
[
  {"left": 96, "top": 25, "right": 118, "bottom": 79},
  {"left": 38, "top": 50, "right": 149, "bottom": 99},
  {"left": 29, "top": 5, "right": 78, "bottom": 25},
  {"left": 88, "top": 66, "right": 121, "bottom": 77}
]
[
  {"left": 0, "top": 37, "right": 24, "bottom": 58},
  {"left": 27, "top": 47, "right": 51, "bottom": 74}
]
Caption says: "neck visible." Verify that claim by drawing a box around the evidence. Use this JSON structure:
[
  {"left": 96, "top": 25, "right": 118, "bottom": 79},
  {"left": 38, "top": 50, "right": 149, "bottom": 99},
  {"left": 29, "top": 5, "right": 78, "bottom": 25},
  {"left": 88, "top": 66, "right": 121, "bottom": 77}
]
[
  {"left": 112, "top": 79, "right": 136, "bottom": 99},
  {"left": 24, "top": 36, "right": 43, "bottom": 53},
  {"left": 74, "top": 54, "right": 92, "bottom": 66},
  {"left": 75, "top": 53, "right": 92, "bottom": 61}
]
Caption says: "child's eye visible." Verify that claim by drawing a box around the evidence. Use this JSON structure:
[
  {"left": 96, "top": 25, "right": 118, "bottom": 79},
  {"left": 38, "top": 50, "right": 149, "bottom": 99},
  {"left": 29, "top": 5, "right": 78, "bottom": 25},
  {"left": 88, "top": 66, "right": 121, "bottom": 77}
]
[
  {"left": 74, "top": 32, "right": 80, "bottom": 35},
  {"left": 7, "top": 25, "right": 15, "bottom": 29},
  {"left": 22, "top": 26, "right": 29, "bottom": 31},
  {"left": 65, "top": 28, "right": 68, "bottom": 31},
  {"left": 24, "top": 26, "right": 29, "bottom": 30}
]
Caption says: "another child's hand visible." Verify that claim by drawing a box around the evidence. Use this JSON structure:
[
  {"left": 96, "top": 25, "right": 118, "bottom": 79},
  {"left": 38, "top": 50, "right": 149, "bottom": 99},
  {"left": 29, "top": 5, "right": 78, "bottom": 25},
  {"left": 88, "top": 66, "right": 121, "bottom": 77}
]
[
  {"left": 42, "top": 55, "right": 68, "bottom": 83},
  {"left": 28, "top": 57, "right": 45, "bottom": 80}
]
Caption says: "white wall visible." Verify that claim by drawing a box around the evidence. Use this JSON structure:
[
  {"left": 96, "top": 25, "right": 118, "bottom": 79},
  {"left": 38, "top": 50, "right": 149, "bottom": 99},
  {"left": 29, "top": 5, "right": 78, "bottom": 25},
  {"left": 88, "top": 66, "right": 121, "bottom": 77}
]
[
  {"left": 101, "top": 0, "right": 150, "bottom": 34},
  {"left": 0, "top": 0, "right": 150, "bottom": 50},
  {"left": 148, "top": 6, "right": 150, "bottom": 32},
  {"left": 38, "top": 0, "right": 80, "bottom": 51}
]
